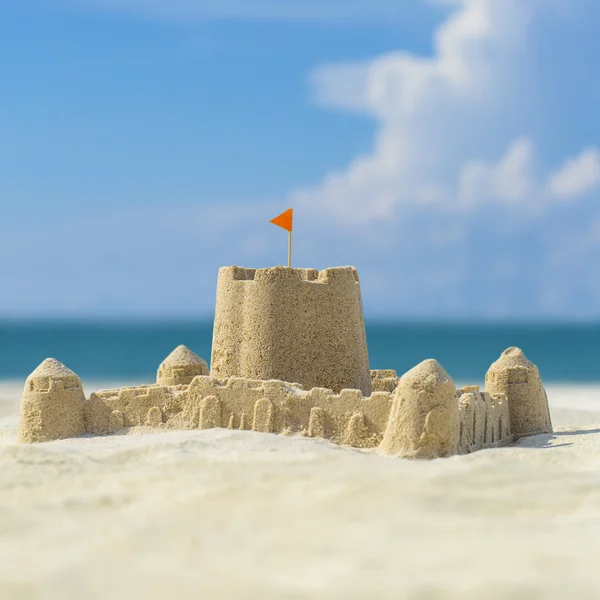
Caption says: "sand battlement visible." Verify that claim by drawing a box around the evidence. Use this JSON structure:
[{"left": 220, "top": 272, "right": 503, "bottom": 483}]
[
  {"left": 85, "top": 373, "right": 393, "bottom": 449},
  {"left": 219, "top": 265, "right": 359, "bottom": 284},
  {"left": 370, "top": 370, "right": 399, "bottom": 393},
  {"left": 458, "top": 390, "right": 511, "bottom": 453}
]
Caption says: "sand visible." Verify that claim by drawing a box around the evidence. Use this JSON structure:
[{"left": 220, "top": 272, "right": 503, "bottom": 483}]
[
  {"left": 211, "top": 266, "right": 372, "bottom": 395},
  {"left": 1, "top": 381, "right": 600, "bottom": 599}
]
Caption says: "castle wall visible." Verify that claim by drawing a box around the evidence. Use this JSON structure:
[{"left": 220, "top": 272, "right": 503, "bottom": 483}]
[
  {"left": 457, "top": 388, "right": 512, "bottom": 454},
  {"left": 84, "top": 373, "right": 513, "bottom": 458},
  {"left": 20, "top": 351, "right": 535, "bottom": 460},
  {"left": 86, "top": 384, "right": 193, "bottom": 434},
  {"left": 210, "top": 266, "right": 372, "bottom": 396},
  {"left": 85, "top": 376, "right": 392, "bottom": 449},
  {"left": 370, "top": 370, "right": 399, "bottom": 393}
]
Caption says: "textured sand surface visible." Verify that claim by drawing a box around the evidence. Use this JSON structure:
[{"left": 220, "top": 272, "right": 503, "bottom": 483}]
[
  {"left": 211, "top": 266, "right": 372, "bottom": 395},
  {"left": 1, "top": 381, "right": 600, "bottom": 599}
]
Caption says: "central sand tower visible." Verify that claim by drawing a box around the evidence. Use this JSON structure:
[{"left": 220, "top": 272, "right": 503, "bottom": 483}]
[{"left": 210, "top": 266, "right": 372, "bottom": 395}]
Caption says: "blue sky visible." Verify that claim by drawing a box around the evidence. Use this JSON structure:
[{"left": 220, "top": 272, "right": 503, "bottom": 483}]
[{"left": 1, "top": 0, "right": 600, "bottom": 320}]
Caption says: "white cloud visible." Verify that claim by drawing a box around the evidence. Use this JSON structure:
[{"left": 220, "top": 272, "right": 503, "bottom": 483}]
[
  {"left": 547, "top": 147, "right": 600, "bottom": 200},
  {"left": 310, "top": 0, "right": 528, "bottom": 121},
  {"left": 458, "top": 137, "right": 536, "bottom": 207},
  {"left": 458, "top": 138, "right": 600, "bottom": 209},
  {"left": 281, "top": 0, "right": 600, "bottom": 319},
  {"left": 291, "top": 0, "right": 599, "bottom": 224},
  {"left": 291, "top": 0, "right": 535, "bottom": 222}
]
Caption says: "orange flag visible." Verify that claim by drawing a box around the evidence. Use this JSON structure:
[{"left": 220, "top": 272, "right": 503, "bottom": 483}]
[{"left": 270, "top": 208, "right": 293, "bottom": 232}]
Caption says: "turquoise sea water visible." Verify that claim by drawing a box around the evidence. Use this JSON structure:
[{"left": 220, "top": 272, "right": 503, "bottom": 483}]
[{"left": 0, "top": 321, "right": 598, "bottom": 383}]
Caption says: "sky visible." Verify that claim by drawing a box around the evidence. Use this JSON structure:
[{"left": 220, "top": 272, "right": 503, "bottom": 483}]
[{"left": 1, "top": 0, "right": 600, "bottom": 320}]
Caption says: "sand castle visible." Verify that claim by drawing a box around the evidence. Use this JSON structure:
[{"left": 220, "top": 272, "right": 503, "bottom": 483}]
[{"left": 17, "top": 266, "right": 553, "bottom": 459}]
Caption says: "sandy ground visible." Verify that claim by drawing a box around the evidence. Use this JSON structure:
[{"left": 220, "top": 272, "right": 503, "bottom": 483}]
[{"left": 1, "top": 381, "right": 600, "bottom": 599}]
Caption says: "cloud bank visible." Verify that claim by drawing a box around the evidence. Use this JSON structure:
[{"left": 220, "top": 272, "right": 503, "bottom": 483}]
[
  {"left": 281, "top": 0, "right": 600, "bottom": 319},
  {"left": 293, "top": 0, "right": 599, "bottom": 220},
  {"left": 547, "top": 147, "right": 600, "bottom": 200}
]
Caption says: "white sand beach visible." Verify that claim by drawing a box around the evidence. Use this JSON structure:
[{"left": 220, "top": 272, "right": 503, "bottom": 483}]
[{"left": 1, "top": 381, "right": 600, "bottom": 599}]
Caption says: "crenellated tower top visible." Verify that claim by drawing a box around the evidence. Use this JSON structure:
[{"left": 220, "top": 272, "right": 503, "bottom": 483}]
[{"left": 210, "top": 265, "right": 371, "bottom": 395}]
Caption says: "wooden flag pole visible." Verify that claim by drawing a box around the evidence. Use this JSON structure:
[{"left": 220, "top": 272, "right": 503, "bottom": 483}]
[{"left": 269, "top": 208, "right": 294, "bottom": 268}]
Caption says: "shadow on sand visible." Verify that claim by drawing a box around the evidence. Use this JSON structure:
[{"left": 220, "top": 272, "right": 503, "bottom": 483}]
[{"left": 517, "top": 427, "right": 600, "bottom": 449}]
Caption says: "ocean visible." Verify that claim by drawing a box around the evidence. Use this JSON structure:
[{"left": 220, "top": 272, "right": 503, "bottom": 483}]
[{"left": 0, "top": 320, "right": 599, "bottom": 383}]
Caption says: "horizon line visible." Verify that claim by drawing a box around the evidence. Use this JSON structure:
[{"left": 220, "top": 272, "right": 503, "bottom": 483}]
[{"left": 2, "top": 317, "right": 600, "bottom": 327}]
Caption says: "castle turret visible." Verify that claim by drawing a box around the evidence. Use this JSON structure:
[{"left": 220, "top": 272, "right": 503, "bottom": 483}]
[
  {"left": 379, "top": 359, "right": 459, "bottom": 459},
  {"left": 18, "top": 358, "right": 86, "bottom": 443},
  {"left": 210, "top": 266, "right": 372, "bottom": 395},
  {"left": 157, "top": 345, "right": 209, "bottom": 386},
  {"left": 485, "top": 347, "right": 552, "bottom": 438}
]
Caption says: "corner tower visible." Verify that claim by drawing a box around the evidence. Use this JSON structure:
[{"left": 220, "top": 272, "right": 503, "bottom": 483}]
[
  {"left": 379, "top": 359, "right": 459, "bottom": 459},
  {"left": 485, "top": 347, "right": 552, "bottom": 438},
  {"left": 157, "top": 345, "right": 209, "bottom": 386},
  {"left": 18, "top": 358, "right": 86, "bottom": 443},
  {"left": 210, "top": 265, "right": 372, "bottom": 395}
]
